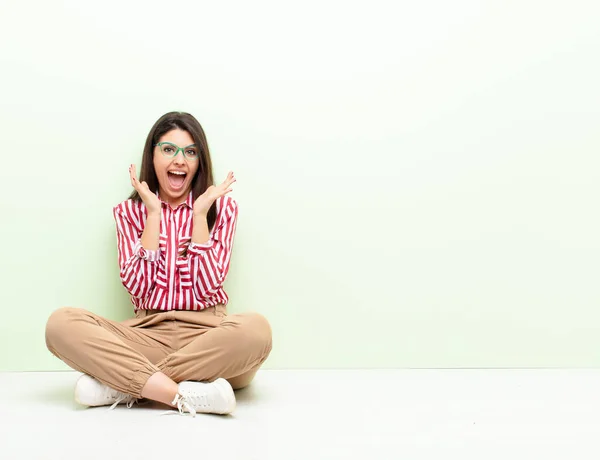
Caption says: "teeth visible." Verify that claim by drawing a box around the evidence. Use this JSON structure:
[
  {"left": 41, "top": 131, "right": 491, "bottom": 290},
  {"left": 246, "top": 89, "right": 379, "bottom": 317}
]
[{"left": 169, "top": 171, "right": 186, "bottom": 175}]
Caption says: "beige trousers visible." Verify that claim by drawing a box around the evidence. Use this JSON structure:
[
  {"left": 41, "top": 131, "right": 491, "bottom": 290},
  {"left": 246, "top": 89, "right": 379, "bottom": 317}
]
[{"left": 45, "top": 305, "right": 273, "bottom": 398}]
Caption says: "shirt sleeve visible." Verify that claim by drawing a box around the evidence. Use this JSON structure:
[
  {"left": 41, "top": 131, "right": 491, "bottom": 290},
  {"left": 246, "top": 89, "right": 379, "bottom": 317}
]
[
  {"left": 178, "top": 197, "right": 238, "bottom": 301},
  {"left": 113, "top": 202, "right": 161, "bottom": 299}
]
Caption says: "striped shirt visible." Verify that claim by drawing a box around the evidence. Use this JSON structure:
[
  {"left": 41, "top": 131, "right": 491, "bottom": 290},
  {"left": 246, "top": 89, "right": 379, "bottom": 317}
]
[{"left": 113, "top": 192, "right": 238, "bottom": 311}]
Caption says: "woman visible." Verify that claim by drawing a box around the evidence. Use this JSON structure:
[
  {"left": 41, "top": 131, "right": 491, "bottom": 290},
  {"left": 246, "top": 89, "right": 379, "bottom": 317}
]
[{"left": 45, "top": 112, "right": 272, "bottom": 417}]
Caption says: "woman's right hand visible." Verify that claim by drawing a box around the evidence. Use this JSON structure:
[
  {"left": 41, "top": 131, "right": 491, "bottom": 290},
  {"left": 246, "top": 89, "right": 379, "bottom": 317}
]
[{"left": 129, "top": 164, "right": 161, "bottom": 216}]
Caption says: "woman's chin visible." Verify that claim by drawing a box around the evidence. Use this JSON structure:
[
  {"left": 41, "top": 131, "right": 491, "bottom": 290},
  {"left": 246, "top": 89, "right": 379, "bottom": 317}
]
[{"left": 159, "top": 185, "right": 190, "bottom": 204}]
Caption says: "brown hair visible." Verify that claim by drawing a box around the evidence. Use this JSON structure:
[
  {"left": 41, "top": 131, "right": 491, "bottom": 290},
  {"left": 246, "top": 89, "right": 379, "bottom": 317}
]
[{"left": 129, "top": 111, "right": 217, "bottom": 231}]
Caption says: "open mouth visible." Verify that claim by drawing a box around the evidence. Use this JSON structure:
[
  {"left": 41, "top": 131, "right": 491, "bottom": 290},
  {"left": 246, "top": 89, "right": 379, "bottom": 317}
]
[{"left": 167, "top": 171, "right": 187, "bottom": 189}]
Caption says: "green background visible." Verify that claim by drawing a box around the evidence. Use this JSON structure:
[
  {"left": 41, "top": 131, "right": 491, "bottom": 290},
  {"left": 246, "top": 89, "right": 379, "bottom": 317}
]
[{"left": 1, "top": 0, "right": 599, "bottom": 370}]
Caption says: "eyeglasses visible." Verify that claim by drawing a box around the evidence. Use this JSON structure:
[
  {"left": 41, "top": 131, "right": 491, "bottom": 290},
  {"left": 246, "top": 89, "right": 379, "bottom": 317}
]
[{"left": 154, "top": 142, "right": 199, "bottom": 160}]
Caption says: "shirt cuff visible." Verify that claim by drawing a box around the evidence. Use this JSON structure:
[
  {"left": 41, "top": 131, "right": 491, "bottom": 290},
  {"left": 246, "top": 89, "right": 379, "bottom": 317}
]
[
  {"left": 187, "top": 240, "right": 214, "bottom": 256},
  {"left": 134, "top": 240, "right": 160, "bottom": 262}
]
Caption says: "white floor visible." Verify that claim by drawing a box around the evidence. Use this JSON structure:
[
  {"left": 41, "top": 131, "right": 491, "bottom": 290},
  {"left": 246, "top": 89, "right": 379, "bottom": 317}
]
[{"left": 1, "top": 369, "right": 600, "bottom": 459}]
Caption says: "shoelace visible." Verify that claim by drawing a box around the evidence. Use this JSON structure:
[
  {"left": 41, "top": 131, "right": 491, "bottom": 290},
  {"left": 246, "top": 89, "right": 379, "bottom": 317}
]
[
  {"left": 169, "top": 392, "right": 211, "bottom": 417},
  {"left": 104, "top": 391, "right": 211, "bottom": 417},
  {"left": 108, "top": 394, "right": 138, "bottom": 411}
]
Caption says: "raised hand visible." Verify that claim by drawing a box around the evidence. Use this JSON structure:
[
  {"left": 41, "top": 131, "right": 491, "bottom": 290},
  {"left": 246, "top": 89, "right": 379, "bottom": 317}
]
[
  {"left": 193, "top": 171, "right": 236, "bottom": 217},
  {"left": 129, "top": 164, "right": 161, "bottom": 215}
]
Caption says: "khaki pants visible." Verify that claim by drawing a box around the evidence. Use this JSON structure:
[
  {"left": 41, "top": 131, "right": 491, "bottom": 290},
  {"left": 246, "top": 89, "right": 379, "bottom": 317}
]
[{"left": 45, "top": 305, "right": 273, "bottom": 398}]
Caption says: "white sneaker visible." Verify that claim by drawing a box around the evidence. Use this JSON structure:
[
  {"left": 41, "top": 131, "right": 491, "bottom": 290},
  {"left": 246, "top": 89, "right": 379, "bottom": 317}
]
[
  {"left": 173, "top": 378, "right": 236, "bottom": 416},
  {"left": 74, "top": 374, "right": 136, "bottom": 410}
]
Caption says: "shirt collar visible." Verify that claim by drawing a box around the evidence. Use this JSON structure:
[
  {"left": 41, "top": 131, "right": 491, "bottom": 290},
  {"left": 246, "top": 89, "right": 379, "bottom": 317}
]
[{"left": 184, "top": 191, "right": 194, "bottom": 209}]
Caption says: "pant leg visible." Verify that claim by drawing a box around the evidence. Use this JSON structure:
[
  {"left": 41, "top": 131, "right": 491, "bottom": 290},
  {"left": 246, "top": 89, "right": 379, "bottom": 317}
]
[
  {"left": 45, "top": 307, "right": 176, "bottom": 398},
  {"left": 226, "top": 364, "right": 262, "bottom": 390},
  {"left": 158, "top": 307, "right": 272, "bottom": 387}
]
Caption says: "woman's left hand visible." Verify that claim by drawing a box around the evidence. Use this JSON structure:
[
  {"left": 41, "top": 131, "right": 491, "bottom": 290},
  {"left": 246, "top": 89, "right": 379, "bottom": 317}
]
[{"left": 193, "top": 171, "right": 236, "bottom": 217}]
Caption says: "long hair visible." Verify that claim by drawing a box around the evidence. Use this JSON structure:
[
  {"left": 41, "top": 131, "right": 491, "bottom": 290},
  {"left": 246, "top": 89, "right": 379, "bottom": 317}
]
[{"left": 129, "top": 111, "right": 217, "bottom": 231}]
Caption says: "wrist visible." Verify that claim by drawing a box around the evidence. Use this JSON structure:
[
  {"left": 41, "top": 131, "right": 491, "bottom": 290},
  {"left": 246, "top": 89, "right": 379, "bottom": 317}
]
[{"left": 193, "top": 212, "right": 208, "bottom": 219}]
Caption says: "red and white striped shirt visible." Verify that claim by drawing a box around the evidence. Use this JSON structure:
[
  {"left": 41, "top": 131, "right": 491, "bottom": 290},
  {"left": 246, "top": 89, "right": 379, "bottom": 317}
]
[{"left": 113, "top": 192, "right": 238, "bottom": 311}]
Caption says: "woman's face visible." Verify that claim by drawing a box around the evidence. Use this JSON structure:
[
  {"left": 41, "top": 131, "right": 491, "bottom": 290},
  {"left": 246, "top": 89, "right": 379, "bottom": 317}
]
[{"left": 153, "top": 128, "right": 200, "bottom": 206}]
